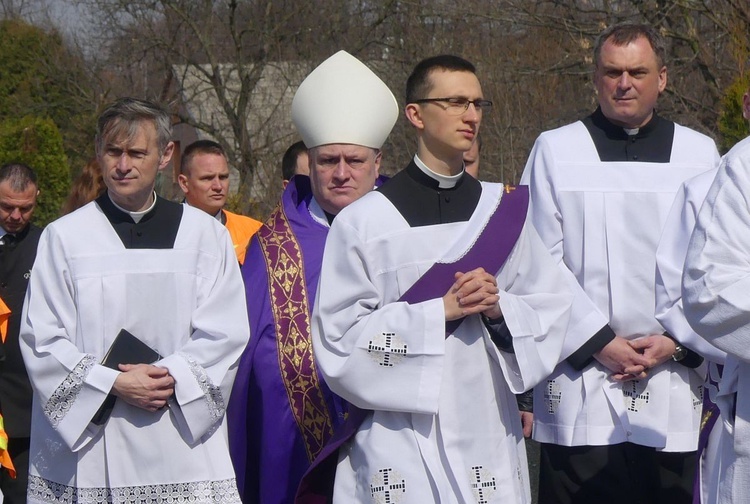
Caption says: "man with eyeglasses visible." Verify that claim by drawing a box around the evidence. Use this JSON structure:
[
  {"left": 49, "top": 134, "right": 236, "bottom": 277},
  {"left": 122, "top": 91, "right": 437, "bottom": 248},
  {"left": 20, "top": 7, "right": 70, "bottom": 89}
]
[
  {"left": 302, "top": 54, "right": 576, "bottom": 503},
  {"left": 521, "top": 23, "right": 720, "bottom": 504}
]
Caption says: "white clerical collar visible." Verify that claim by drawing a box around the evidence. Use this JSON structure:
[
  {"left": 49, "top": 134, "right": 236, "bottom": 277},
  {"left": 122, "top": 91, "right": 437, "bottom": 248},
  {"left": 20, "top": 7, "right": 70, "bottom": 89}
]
[
  {"left": 413, "top": 155, "right": 462, "bottom": 189},
  {"left": 624, "top": 127, "right": 639, "bottom": 136},
  {"left": 308, "top": 197, "right": 331, "bottom": 228},
  {"left": 109, "top": 192, "right": 157, "bottom": 223}
]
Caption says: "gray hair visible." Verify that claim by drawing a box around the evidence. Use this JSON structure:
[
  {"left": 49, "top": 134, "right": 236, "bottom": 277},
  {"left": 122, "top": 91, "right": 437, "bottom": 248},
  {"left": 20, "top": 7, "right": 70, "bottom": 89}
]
[
  {"left": 95, "top": 98, "right": 173, "bottom": 155},
  {"left": 0, "top": 163, "right": 37, "bottom": 192},
  {"left": 594, "top": 23, "right": 667, "bottom": 70}
]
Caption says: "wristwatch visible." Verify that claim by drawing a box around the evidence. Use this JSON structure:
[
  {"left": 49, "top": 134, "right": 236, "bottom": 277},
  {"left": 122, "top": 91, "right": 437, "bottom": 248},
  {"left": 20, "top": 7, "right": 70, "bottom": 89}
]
[{"left": 671, "top": 343, "right": 688, "bottom": 362}]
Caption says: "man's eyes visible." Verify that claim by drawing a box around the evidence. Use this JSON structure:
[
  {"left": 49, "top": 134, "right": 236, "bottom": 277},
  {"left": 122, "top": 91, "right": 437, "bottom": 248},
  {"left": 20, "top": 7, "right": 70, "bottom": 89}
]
[{"left": 446, "top": 98, "right": 469, "bottom": 106}]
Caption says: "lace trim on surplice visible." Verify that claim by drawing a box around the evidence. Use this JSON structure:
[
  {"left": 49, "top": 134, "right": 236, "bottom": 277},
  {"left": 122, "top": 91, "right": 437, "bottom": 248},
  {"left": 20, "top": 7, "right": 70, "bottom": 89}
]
[
  {"left": 28, "top": 475, "right": 241, "bottom": 504},
  {"left": 178, "top": 352, "right": 225, "bottom": 421},
  {"left": 43, "top": 355, "right": 97, "bottom": 427}
]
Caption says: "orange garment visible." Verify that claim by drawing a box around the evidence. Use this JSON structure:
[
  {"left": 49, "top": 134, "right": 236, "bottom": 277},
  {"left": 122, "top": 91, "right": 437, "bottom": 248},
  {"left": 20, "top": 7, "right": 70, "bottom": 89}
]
[
  {"left": 0, "top": 297, "right": 9, "bottom": 343},
  {"left": 223, "top": 210, "right": 262, "bottom": 265},
  {"left": 0, "top": 297, "right": 15, "bottom": 478}
]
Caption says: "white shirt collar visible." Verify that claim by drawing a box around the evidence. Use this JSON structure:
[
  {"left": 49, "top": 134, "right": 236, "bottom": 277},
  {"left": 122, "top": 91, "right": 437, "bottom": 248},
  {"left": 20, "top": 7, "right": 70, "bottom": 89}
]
[
  {"left": 413, "top": 154, "right": 463, "bottom": 189},
  {"left": 308, "top": 197, "right": 331, "bottom": 228},
  {"left": 108, "top": 192, "right": 157, "bottom": 223}
]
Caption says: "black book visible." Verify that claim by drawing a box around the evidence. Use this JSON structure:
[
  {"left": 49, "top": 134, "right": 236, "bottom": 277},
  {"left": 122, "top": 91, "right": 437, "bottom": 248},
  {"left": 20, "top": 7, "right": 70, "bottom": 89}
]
[{"left": 91, "top": 329, "right": 162, "bottom": 425}]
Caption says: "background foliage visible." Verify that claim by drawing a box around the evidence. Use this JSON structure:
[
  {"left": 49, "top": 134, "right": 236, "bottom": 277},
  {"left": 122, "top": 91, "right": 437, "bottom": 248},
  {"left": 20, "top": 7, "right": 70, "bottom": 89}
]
[
  {"left": 718, "top": 72, "right": 750, "bottom": 152},
  {"left": 0, "top": 0, "right": 748, "bottom": 222},
  {"left": 0, "top": 115, "right": 69, "bottom": 226}
]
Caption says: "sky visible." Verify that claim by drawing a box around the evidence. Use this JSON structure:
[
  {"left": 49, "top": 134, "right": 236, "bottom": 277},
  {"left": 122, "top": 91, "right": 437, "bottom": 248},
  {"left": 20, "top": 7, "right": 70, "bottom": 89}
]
[{"left": 30, "top": 0, "right": 92, "bottom": 36}]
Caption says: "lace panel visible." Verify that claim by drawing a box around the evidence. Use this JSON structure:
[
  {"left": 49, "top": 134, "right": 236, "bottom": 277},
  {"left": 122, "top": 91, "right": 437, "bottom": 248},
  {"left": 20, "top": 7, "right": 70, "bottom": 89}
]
[
  {"left": 43, "top": 355, "right": 97, "bottom": 427},
  {"left": 178, "top": 352, "right": 225, "bottom": 421},
  {"left": 28, "top": 475, "right": 241, "bottom": 504}
]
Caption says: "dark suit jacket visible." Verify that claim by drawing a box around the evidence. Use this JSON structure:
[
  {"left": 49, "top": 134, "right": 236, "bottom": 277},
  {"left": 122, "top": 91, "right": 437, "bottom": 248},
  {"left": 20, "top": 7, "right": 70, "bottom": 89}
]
[{"left": 0, "top": 223, "right": 42, "bottom": 438}]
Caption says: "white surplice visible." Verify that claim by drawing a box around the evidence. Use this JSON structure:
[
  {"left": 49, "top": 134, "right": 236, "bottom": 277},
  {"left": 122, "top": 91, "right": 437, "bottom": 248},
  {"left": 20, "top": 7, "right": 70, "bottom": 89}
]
[
  {"left": 655, "top": 167, "right": 727, "bottom": 504},
  {"left": 683, "top": 136, "right": 750, "bottom": 503},
  {"left": 19, "top": 201, "right": 249, "bottom": 504},
  {"left": 522, "top": 120, "right": 719, "bottom": 451},
  {"left": 312, "top": 182, "right": 574, "bottom": 504},
  {"left": 656, "top": 167, "right": 725, "bottom": 364}
]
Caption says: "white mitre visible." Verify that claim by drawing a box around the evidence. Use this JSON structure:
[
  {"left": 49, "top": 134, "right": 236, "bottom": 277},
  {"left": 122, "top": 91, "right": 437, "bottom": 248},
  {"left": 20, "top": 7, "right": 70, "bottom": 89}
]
[{"left": 292, "top": 50, "right": 399, "bottom": 149}]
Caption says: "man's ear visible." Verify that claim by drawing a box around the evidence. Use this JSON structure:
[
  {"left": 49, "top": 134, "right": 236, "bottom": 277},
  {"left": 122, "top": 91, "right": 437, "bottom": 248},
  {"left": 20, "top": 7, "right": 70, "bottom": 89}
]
[
  {"left": 177, "top": 173, "right": 189, "bottom": 194},
  {"left": 405, "top": 103, "right": 424, "bottom": 130},
  {"left": 373, "top": 150, "right": 382, "bottom": 178},
  {"left": 158, "top": 141, "right": 175, "bottom": 170},
  {"left": 657, "top": 66, "right": 667, "bottom": 94}
]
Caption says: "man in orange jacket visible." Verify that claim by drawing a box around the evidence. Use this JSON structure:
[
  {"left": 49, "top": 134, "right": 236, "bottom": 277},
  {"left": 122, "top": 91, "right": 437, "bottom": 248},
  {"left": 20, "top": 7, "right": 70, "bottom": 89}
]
[{"left": 178, "top": 140, "right": 261, "bottom": 264}]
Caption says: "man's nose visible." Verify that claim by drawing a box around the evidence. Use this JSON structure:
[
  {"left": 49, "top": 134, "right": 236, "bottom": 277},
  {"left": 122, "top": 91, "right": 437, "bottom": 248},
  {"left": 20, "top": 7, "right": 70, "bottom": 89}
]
[
  {"left": 463, "top": 103, "right": 480, "bottom": 122},
  {"left": 332, "top": 160, "right": 349, "bottom": 179},
  {"left": 116, "top": 154, "right": 130, "bottom": 171},
  {"left": 618, "top": 72, "right": 632, "bottom": 89}
]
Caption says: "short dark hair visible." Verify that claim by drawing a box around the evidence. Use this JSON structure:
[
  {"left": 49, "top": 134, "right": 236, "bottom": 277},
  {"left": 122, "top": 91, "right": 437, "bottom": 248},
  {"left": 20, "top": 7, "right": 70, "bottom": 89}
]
[
  {"left": 594, "top": 23, "right": 667, "bottom": 70},
  {"left": 406, "top": 55, "right": 477, "bottom": 105},
  {"left": 281, "top": 140, "right": 308, "bottom": 181},
  {"left": 181, "top": 140, "right": 226, "bottom": 176},
  {"left": 0, "top": 163, "right": 37, "bottom": 192},
  {"left": 96, "top": 97, "right": 173, "bottom": 156}
]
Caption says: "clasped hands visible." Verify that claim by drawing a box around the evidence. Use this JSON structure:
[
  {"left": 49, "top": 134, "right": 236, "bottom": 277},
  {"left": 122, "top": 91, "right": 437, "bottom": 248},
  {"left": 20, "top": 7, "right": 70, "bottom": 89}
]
[
  {"left": 111, "top": 363, "right": 175, "bottom": 412},
  {"left": 594, "top": 334, "right": 677, "bottom": 382},
  {"left": 441, "top": 268, "right": 677, "bottom": 384},
  {"left": 443, "top": 268, "right": 502, "bottom": 321}
]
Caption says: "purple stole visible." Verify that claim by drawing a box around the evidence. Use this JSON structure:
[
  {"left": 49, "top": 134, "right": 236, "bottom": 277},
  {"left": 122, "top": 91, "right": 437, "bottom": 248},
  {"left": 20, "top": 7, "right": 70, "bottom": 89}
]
[
  {"left": 295, "top": 184, "right": 529, "bottom": 504},
  {"left": 693, "top": 366, "right": 723, "bottom": 504},
  {"left": 256, "top": 199, "right": 336, "bottom": 464}
]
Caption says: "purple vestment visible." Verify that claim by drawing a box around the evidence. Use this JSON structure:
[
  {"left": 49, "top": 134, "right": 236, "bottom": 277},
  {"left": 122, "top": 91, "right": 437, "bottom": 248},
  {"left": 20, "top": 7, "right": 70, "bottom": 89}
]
[{"left": 227, "top": 175, "right": 347, "bottom": 504}]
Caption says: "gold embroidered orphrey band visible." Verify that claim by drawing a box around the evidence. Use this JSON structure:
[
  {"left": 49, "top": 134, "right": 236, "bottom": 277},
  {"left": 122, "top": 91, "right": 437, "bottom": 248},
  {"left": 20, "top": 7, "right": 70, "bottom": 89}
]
[{"left": 257, "top": 204, "right": 334, "bottom": 463}]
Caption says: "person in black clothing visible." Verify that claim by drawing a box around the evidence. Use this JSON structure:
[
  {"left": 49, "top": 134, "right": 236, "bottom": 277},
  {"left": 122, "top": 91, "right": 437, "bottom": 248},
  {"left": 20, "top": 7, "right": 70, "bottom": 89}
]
[{"left": 0, "top": 162, "right": 41, "bottom": 504}]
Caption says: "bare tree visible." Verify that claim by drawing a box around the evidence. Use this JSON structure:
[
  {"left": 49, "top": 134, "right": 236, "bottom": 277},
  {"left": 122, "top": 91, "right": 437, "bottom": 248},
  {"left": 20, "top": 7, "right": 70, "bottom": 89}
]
[
  {"left": 74, "top": 0, "right": 405, "bottom": 215},
  {"left": 70, "top": 0, "right": 750, "bottom": 214}
]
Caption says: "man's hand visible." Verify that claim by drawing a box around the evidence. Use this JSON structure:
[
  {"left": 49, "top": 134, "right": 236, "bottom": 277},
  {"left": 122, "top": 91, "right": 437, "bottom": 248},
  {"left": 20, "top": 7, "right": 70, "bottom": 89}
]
[
  {"left": 111, "top": 364, "right": 175, "bottom": 412},
  {"left": 627, "top": 334, "right": 677, "bottom": 370},
  {"left": 443, "top": 268, "right": 502, "bottom": 321},
  {"left": 520, "top": 411, "right": 533, "bottom": 438},
  {"left": 594, "top": 336, "right": 650, "bottom": 381}
]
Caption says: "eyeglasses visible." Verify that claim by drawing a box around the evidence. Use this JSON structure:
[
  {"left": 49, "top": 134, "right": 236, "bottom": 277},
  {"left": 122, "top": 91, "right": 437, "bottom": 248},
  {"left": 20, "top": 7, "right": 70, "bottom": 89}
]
[{"left": 413, "top": 97, "right": 493, "bottom": 115}]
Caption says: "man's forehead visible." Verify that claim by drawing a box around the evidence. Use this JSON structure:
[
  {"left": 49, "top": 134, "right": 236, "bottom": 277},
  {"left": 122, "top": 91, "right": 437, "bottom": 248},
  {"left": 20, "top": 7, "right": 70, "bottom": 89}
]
[
  {"left": 101, "top": 120, "right": 157, "bottom": 149},
  {"left": 426, "top": 69, "right": 482, "bottom": 92},
  {"left": 189, "top": 153, "right": 230, "bottom": 175},
  {"left": 0, "top": 180, "right": 38, "bottom": 201},
  {"left": 598, "top": 37, "right": 659, "bottom": 66},
  {"left": 314, "top": 144, "right": 376, "bottom": 156}
]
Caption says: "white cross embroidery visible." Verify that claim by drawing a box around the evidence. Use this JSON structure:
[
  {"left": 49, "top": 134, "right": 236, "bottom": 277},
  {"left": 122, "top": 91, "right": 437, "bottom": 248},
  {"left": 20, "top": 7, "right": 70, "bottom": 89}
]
[
  {"left": 544, "top": 379, "right": 562, "bottom": 414},
  {"left": 623, "top": 381, "right": 650, "bottom": 412},
  {"left": 368, "top": 332, "right": 407, "bottom": 367},
  {"left": 693, "top": 384, "right": 704, "bottom": 410},
  {"left": 370, "top": 468, "right": 406, "bottom": 504},
  {"left": 470, "top": 465, "right": 497, "bottom": 504}
]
